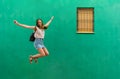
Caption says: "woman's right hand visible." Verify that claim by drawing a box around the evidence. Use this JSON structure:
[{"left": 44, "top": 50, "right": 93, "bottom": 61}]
[{"left": 14, "top": 20, "right": 18, "bottom": 24}]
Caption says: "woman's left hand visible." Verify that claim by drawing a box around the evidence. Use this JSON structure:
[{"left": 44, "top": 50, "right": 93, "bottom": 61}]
[{"left": 51, "top": 16, "right": 54, "bottom": 20}]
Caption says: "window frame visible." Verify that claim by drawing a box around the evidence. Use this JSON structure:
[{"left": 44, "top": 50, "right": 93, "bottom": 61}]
[{"left": 77, "top": 7, "right": 94, "bottom": 34}]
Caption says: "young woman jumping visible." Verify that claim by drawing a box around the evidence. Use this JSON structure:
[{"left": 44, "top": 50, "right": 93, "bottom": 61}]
[{"left": 14, "top": 16, "right": 54, "bottom": 64}]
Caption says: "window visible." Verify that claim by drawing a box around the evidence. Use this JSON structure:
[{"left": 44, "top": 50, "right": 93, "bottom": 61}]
[{"left": 77, "top": 7, "right": 94, "bottom": 33}]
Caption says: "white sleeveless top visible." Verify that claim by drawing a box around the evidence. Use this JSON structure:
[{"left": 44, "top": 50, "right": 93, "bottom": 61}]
[{"left": 34, "top": 27, "right": 45, "bottom": 38}]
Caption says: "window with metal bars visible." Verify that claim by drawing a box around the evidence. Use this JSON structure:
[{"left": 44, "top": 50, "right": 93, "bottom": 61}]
[{"left": 77, "top": 7, "right": 94, "bottom": 33}]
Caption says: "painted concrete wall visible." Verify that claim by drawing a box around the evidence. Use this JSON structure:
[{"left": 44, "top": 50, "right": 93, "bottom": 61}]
[{"left": 0, "top": 0, "right": 120, "bottom": 79}]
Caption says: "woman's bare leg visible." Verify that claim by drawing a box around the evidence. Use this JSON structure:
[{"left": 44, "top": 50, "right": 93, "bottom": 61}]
[
  {"left": 29, "top": 48, "right": 46, "bottom": 63},
  {"left": 42, "top": 47, "right": 49, "bottom": 56},
  {"left": 32, "top": 48, "right": 46, "bottom": 58}
]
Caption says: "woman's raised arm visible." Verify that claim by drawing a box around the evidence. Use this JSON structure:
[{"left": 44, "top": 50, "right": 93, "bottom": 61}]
[
  {"left": 44, "top": 16, "right": 54, "bottom": 28},
  {"left": 14, "top": 20, "right": 35, "bottom": 30}
]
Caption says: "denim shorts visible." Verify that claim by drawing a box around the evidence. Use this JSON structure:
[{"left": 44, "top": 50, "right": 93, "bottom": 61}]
[{"left": 34, "top": 38, "right": 45, "bottom": 49}]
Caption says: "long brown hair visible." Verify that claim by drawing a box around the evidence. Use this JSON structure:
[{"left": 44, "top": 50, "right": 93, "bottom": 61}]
[{"left": 35, "top": 18, "right": 47, "bottom": 30}]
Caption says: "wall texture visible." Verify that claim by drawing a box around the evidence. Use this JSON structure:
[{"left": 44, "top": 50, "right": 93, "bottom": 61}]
[{"left": 0, "top": 0, "right": 120, "bottom": 79}]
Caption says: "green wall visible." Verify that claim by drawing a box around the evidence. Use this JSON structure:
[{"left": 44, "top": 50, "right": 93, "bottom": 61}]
[{"left": 0, "top": 0, "right": 120, "bottom": 79}]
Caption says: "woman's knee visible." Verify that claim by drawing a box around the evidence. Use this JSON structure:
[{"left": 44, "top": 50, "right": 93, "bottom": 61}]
[{"left": 45, "top": 53, "right": 49, "bottom": 56}]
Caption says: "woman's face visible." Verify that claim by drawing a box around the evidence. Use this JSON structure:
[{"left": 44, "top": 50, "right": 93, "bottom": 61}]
[{"left": 37, "top": 20, "right": 42, "bottom": 27}]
